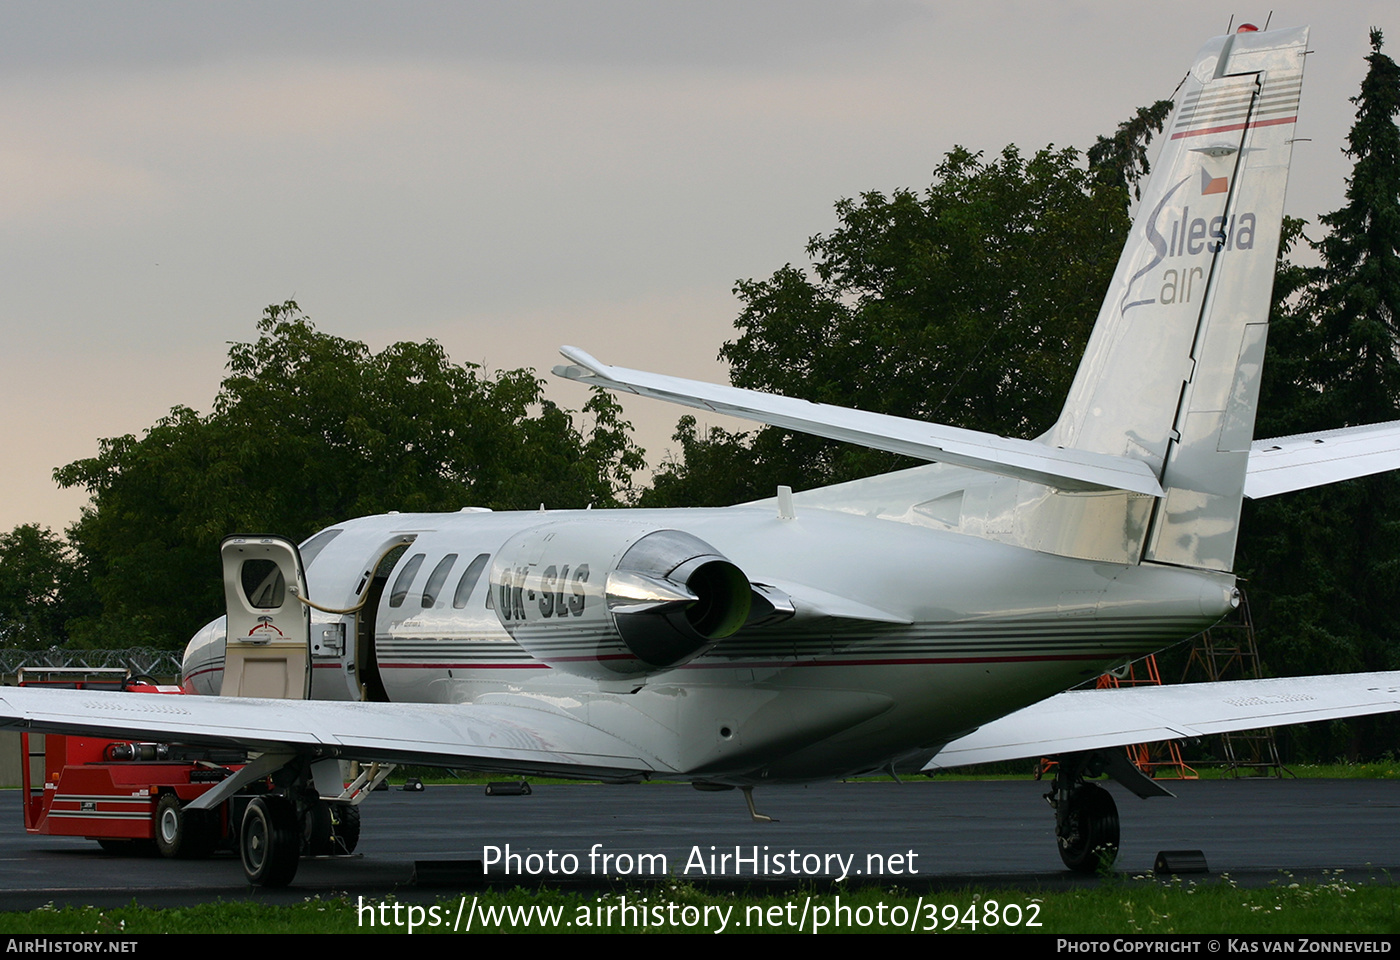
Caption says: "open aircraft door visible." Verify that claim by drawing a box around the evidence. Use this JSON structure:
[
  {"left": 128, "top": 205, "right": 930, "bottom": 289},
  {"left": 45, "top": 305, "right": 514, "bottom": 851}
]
[{"left": 220, "top": 535, "right": 311, "bottom": 699}]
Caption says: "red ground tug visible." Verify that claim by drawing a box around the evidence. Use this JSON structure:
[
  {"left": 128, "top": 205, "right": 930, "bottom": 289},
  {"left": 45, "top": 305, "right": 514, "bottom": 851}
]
[
  {"left": 18, "top": 667, "right": 374, "bottom": 885},
  {"left": 19, "top": 667, "right": 249, "bottom": 858}
]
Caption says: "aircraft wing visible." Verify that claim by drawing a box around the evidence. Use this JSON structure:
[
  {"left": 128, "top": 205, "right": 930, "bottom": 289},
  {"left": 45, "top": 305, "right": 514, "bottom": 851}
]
[
  {"left": 554, "top": 348, "right": 1164, "bottom": 497},
  {"left": 0, "top": 686, "right": 667, "bottom": 780},
  {"left": 1246, "top": 421, "right": 1400, "bottom": 498},
  {"left": 923, "top": 671, "right": 1400, "bottom": 770}
]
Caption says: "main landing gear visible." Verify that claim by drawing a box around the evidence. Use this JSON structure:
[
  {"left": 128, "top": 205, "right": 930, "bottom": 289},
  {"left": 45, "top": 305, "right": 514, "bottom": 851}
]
[
  {"left": 1045, "top": 753, "right": 1120, "bottom": 873},
  {"left": 234, "top": 757, "right": 380, "bottom": 887},
  {"left": 179, "top": 754, "right": 381, "bottom": 887},
  {"left": 237, "top": 790, "right": 365, "bottom": 887},
  {"left": 240, "top": 795, "right": 302, "bottom": 887}
]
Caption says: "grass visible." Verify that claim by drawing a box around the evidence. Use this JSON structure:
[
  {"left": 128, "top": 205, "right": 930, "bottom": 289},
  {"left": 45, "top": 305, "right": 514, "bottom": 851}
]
[{"left": 1, "top": 873, "right": 1396, "bottom": 934}]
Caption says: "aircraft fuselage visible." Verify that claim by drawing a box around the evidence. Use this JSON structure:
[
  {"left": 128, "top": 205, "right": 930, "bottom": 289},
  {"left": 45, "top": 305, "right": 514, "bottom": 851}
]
[{"left": 184, "top": 506, "right": 1236, "bottom": 783}]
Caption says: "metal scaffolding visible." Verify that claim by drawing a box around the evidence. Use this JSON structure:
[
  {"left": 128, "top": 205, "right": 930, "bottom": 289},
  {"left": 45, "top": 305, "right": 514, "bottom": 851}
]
[{"left": 1180, "top": 590, "right": 1289, "bottom": 778}]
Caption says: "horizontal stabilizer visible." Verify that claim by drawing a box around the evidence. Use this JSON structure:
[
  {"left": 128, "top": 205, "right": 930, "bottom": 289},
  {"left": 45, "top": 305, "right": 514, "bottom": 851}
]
[
  {"left": 554, "top": 347, "right": 1163, "bottom": 497},
  {"left": 923, "top": 671, "right": 1400, "bottom": 769},
  {"left": 1246, "top": 421, "right": 1400, "bottom": 498},
  {"left": 0, "top": 686, "right": 666, "bottom": 780}
]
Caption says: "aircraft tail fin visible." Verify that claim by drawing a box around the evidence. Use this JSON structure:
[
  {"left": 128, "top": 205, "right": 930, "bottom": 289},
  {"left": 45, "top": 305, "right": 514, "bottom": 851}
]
[
  {"left": 1044, "top": 25, "right": 1309, "bottom": 571},
  {"left": 555, "top": 27, "right": 1312, "bottom": 571}
]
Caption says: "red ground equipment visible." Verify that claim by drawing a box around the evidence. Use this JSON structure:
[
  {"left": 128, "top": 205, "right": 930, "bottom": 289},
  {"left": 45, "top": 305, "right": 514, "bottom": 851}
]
[{"left": 19, "top": 667, "right": 247, "bottom": 858}]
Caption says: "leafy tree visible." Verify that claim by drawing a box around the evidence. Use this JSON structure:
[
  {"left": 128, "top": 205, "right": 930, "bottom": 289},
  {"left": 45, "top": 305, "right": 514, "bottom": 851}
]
[
  {"left": 56, "top": 302, "right": 644, "bottom": 648},
  {"left": 644, "top": 143, "right": 1132, "bottom": 504},
  {"left": 642, "top": 416, "right": 787, "bottom": 508},
  {"left": 0, "top": 524, "right": 91, "bottom": 647}
]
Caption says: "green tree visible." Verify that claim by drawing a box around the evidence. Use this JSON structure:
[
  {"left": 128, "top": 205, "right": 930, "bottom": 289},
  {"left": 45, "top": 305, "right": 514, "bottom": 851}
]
[
  {"left": 56, "top": 302, "right": 644, "bottom": 648},
  {"left": 643, "top": 143, "right": 1131, "bottom": 505},
  {"left": 1237, "top": 30, "right": 1400, "bottom": 758},
  {"left": 0, "top": 524, "right": 90, "bottom": 647},
  {"left": 1309, "top": 29, "right": 1400, "bottom": 421},
  {"left": 642, "top": 416, "right": 784, "bottom": 508},
  {"left": 1086, "top": 99, "right": 1174, "bottom": 201}
]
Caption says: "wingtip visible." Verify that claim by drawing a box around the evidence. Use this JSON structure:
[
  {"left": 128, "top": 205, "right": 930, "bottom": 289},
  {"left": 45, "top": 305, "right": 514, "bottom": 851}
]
[{"left": 559, "top": 345, "right": 602, "bottom": 368}]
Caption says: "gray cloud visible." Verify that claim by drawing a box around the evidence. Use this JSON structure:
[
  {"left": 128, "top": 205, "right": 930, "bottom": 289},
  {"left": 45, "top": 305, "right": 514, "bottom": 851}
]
[{"left": 0, "top": 1, "right": 928, "bottom": 73}]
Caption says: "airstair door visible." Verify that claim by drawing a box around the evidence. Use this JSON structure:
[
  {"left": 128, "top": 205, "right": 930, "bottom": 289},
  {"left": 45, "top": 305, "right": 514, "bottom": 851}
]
[{"left": 220, "top": 535, "right": 311, "bottom": 699}]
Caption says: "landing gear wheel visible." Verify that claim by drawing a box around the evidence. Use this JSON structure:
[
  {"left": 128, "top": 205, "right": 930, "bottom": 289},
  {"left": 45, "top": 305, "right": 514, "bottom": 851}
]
[
  {"left": 331, "top": 803, "right": 360, "bottom": 854},
  {"left": 303, "top": 802, "right": 359, "bottom": 855},
  {"left": 240, "top": 795, "right": 301, "bottom": 887},
  {"left": 1056, "top": 782, "right": 1120, "bottom": 873},
  {"left": 155, "top": 794, "right": 216, "bottom": 859},
  {"left": 304, "top": 801, "right": 333, "bottom": 856}
]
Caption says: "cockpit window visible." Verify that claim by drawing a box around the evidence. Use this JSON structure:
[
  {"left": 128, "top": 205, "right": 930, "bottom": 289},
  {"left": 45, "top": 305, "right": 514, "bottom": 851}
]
[
  {"left": 297, "top": 528, "right": 343, "bottom": 568},
  {"left": 453, "top": 553, "right": 490, "bottom": 609},
  {"left": 388, "top": 553, "right": 426, "bottom": 608},
  {"left": 421, "top": 554, "right": 458, "bottom": 608}
]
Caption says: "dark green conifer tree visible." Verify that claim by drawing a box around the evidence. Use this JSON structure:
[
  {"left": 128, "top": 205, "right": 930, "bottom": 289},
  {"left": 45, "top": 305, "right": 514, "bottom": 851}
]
[{"left": 1240, "top": 30, "right": 1400, "bottom": 759}]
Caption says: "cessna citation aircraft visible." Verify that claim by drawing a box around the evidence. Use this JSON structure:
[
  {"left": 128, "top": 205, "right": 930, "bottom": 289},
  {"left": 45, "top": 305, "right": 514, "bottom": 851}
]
[{"left": 6, "top": 24, "right": 1400, "bottom": 887}]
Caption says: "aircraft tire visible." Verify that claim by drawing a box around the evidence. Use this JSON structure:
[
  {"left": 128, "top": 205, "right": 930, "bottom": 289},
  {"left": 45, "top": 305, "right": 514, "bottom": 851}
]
[
  {"left": 332, "top": 803, "right": 360, "bottom": 854},
  {"left": 303, "top": 801, "right": 360, "bottom": 855},
  {"left": 155, "top": 793, "right": 217, "bottom": 859},
  {"left": 241, "top": 795, "right": 301, "bottom": 887},
  {"left": 1056, "top": 782, "right": 1119, "bottom": 873},
  {"left": 304, "top": 801, "right": 333, "bottom": 856}
]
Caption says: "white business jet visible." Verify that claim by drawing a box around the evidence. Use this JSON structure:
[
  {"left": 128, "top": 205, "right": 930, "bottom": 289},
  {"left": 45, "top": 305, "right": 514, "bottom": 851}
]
[{"left": 6, "top": 23, "right": 1400, "bottom": 887}]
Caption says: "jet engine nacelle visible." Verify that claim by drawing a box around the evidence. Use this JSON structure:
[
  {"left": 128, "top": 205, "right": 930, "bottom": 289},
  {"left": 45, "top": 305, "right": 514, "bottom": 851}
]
[{"left": 490, "top": 520, "right": 752, "bottom": 679}]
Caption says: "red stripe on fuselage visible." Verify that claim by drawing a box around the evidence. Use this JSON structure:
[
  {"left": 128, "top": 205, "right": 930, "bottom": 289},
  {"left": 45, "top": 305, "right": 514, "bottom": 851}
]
[{"left": 377, "top": 652, "right": 1122, "bottom": 671}]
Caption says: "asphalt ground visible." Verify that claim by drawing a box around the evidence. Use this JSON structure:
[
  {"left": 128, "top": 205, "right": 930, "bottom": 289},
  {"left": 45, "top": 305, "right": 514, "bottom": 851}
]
[{"left": 0, "top": 778, "right": 1396, "bottom": 909}]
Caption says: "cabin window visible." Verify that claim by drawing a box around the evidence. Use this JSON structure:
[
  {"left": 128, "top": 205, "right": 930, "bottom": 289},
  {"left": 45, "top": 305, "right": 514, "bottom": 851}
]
[
  {"left": 421, "top": 554, "right": 458, "bottom": 608},
  {"left": 453, "top": 553, "right": 491, "bottom": 609},
  {"left": 388, "top": 553, "right": 426, "bottom": 608}
]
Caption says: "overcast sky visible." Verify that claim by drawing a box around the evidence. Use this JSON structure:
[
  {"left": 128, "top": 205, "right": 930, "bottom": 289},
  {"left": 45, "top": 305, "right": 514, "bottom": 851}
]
[{"left": 3, "top": 1, "right": 1395, "bottom": 534}]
